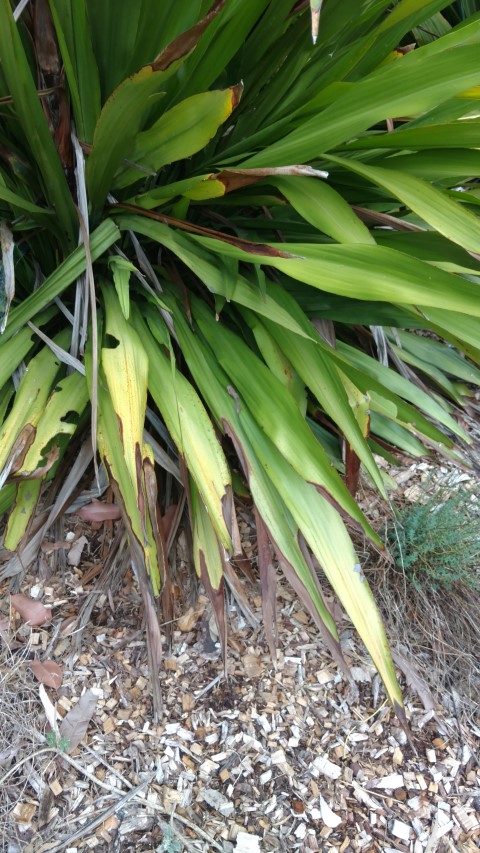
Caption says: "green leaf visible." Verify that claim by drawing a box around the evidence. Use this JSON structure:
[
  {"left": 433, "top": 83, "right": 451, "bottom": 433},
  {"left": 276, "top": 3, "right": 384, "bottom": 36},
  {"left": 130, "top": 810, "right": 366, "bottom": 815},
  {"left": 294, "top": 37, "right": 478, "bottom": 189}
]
[
  {"left": 327, "top": 153, "right": 480, "bottom": 255},
  {"left": 116, "top": 215, "right": 314, "bottom": 339},
  {"left": 0, "top": 180, "right": 54, "bottom": 219},
  {"left": 86, "top": 65, "right": 171, "bottom": 212},
  {"left": 0, "top": 0, "right": 77, "bottom": 249},
  {"left": 240, "top": 409, "right": 404, "bottom": 715},
  {"left": 239, "top": 43, "right": 480, "bottom": 165},
  {"left": 270, "top": 175, "right": 375, "bottom": 245},
  {"left": 346, "top": 119, "right": 480, "bottom": 151},
  {"left": 191, "top": 295, "right": 381, "bottom": 538},
  {"left": 131, "top": 304, "right": 237, "bottom": 553},
  {"left": 97, "top": 287, "right": 165, "bottom": 593},
  {"left": 4, "top": 479, "right": 42, "bottom": 551},
  {"left": 108, "top": 256, "right": 138, "bottom": 320},
  {"left": 190, "top": 235, "right": 480, "bottom": 318},
  {"left": 1, "top": 220, "right": 119, "bottom": 343},
  {"left": 114, "top": 86, "right": 242, "bottom": 189},
  {"left": 49, "top": 0, "right": 102, "bottom": 143},
  {"left": 16, "top": 371, "right": 89, "bottom": 477},
  {"left": 0, "top": 332, "right": 69, "bottom": 485},
  {"left": 391, "top": 329, "right": 480, "bottom": 386}
]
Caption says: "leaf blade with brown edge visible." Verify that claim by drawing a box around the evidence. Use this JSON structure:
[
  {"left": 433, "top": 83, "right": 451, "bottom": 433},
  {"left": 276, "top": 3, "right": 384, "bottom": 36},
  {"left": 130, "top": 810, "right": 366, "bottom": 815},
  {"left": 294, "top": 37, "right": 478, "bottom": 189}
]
[
  {"left": 91, "top": 289, "right": 165, "bottom": 596},
  {"left": 191, "top": 478, "right": 227, "bottom": 671},
  {"left": 131, "top": 303, "right": 238, "bottom": 554}
]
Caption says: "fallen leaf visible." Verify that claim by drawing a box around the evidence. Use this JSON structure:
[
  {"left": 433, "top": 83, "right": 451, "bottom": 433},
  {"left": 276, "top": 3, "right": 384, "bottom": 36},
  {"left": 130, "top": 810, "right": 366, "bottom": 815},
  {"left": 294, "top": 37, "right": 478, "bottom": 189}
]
[
  {"left": 11, "top": 594, "right": 52, "bottom": 627},
  {"left": 76, "top": 499, "right": 122, "bottom": 522},
  {"left": 177, "top": 596, "right": 207, "bottom": 632},
  {"left": 67, "top": 535, "right": 88, "bottom": 566},
  {"left": 59, "top": 689, "right": 98, "bottom": 752},
  {"left": 29, "top": 659, "right": 63, "bottom": 690}
]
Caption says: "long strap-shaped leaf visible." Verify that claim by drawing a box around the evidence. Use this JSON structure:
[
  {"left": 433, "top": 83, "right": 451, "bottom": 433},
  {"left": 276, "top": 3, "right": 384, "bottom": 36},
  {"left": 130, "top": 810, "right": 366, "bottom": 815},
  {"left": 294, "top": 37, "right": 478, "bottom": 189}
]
[
  {"left": 165, "top": 295, "right": 404, "bottom": 718},
  {"left": 93, "top": 288, "right": 165, "bottom": 594},
  {"left": 0, "top": 0, "right": 77, "bottom": 249},
  {"left": 131, "top": 304, "right": 239, "bottom": 554}
]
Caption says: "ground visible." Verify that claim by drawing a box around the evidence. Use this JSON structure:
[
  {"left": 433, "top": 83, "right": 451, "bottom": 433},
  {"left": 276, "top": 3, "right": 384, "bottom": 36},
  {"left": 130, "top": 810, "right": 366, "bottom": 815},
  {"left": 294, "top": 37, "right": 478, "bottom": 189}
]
[{"left": 1, "top": 456, "right": 479, "bottom": 853}]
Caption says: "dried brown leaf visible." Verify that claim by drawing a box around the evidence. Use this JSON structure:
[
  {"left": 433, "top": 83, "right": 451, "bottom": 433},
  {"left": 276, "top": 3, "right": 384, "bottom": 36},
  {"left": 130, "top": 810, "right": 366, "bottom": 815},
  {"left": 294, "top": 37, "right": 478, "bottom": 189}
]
[
  {"left": 29, "top": 659, "right": 63, "bottom": 690},
  {"left": 153, "top": 0, "right": 227, "bottom": 71},
  {"left": 255, "top": 509, "right": 277, "bottom": 663},
  {"left": 10, "top": 594, "right": 52, "bottom": 627},
  {"left": 177, "top": 596, "right": 206, "bottom": 632},
  {"left": 59, "top": 689, "right": 98, "bottom": 752},
  {"left": 76, "top": 499, "right": 122, "bottom": 522}
]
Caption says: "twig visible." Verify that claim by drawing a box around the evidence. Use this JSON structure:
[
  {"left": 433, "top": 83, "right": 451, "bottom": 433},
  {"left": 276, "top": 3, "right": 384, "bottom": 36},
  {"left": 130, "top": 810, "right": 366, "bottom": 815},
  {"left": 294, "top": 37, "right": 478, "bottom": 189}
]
[
  {"left": 83, "top": 743, "right": 134, "bottom": 789},
  {"left": 43, "top": 619, "right": 64, "bottom": 658},
  {"left": 195, "top": 673, "right": 223, "bottom": 699},
  {"left": 58, "top": 751, "right": 131, "bottom": 793},
  {"left": 164, "top": 810, "right": 224, "bottom": 852},
  {"left": 0, "top": 747, "right": 57, "bottom": 786},
  {"left": 44, "top": 776, "right": 152, "bottom": 853},
  {"left": 2, "top": 736, "right": 223, "bottom": 852}
]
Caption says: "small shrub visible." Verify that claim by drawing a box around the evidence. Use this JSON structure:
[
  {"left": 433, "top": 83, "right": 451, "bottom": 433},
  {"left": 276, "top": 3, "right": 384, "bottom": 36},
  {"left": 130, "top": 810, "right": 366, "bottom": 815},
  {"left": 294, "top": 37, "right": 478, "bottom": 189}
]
[{"left": 387, "top": 486, "right": 480, "bottom": 593}]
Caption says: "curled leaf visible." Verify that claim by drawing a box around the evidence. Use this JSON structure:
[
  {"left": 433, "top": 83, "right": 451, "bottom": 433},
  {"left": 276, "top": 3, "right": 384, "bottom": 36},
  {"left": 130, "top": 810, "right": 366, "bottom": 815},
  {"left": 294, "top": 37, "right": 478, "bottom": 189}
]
[{"left": 10, "top": 594, "right": 52, "bottom": 627}]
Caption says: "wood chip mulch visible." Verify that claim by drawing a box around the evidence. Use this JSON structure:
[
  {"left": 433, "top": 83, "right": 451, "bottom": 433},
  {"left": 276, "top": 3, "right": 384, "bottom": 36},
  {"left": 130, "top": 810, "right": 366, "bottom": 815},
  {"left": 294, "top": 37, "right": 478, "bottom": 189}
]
[{"left": 2, "top": 549, "right": 479, "bottom": 853}]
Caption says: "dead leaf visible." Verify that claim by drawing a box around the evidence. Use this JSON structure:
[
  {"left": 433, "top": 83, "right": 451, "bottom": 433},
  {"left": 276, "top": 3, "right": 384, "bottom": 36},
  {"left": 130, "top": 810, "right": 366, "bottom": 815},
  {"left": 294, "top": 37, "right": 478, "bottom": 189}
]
[
  {"left": 67, "top": 534, "right": 88, "bottom": 566},
  {"left": 11, "top": 593, "right": 52, "bottom": 627},
  {"left": 59, "top": 689, "right": 98, "bottom": 752},
  {"left": 392, "top": 649, "right": 436, "bottom": 713},
  {"left": 29, "top": 659, "right": 63, "bottom": 690},
  {"left": 76, "top": 499, "right": 122, "bottom": 522},
  {"left": 177, "top": 596, "right": 206, "bottom": 632}
]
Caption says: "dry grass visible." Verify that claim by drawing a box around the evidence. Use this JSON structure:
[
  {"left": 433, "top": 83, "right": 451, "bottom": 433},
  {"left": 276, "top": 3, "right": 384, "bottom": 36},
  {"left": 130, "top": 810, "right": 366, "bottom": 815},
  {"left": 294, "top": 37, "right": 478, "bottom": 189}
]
[
  {"left": 0, "top": 642, "right": 45, "bottom": 852},
  {"left": 356, "top": 495, "right": 480, "bottom": 724}
]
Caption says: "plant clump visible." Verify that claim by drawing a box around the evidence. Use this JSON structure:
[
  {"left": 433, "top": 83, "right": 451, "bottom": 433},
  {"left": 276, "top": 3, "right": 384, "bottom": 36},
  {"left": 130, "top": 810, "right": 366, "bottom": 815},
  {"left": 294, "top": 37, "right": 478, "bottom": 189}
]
[{"left": 387, "top": 486, "right": 480, "bottom": 594}]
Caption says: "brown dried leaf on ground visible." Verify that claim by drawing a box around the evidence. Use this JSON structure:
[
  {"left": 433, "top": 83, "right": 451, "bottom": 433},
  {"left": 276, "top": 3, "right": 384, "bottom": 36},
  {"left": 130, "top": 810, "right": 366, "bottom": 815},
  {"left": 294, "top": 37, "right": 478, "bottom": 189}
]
[
  {"left": 29, "top": 659, "right": 63, "bottom": 690},
  {"left": 10, "top": 593, "right": 52, "bottom": 626},
  {"left": 59, "top": 688, "right": 98, "bottom": 752}
]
